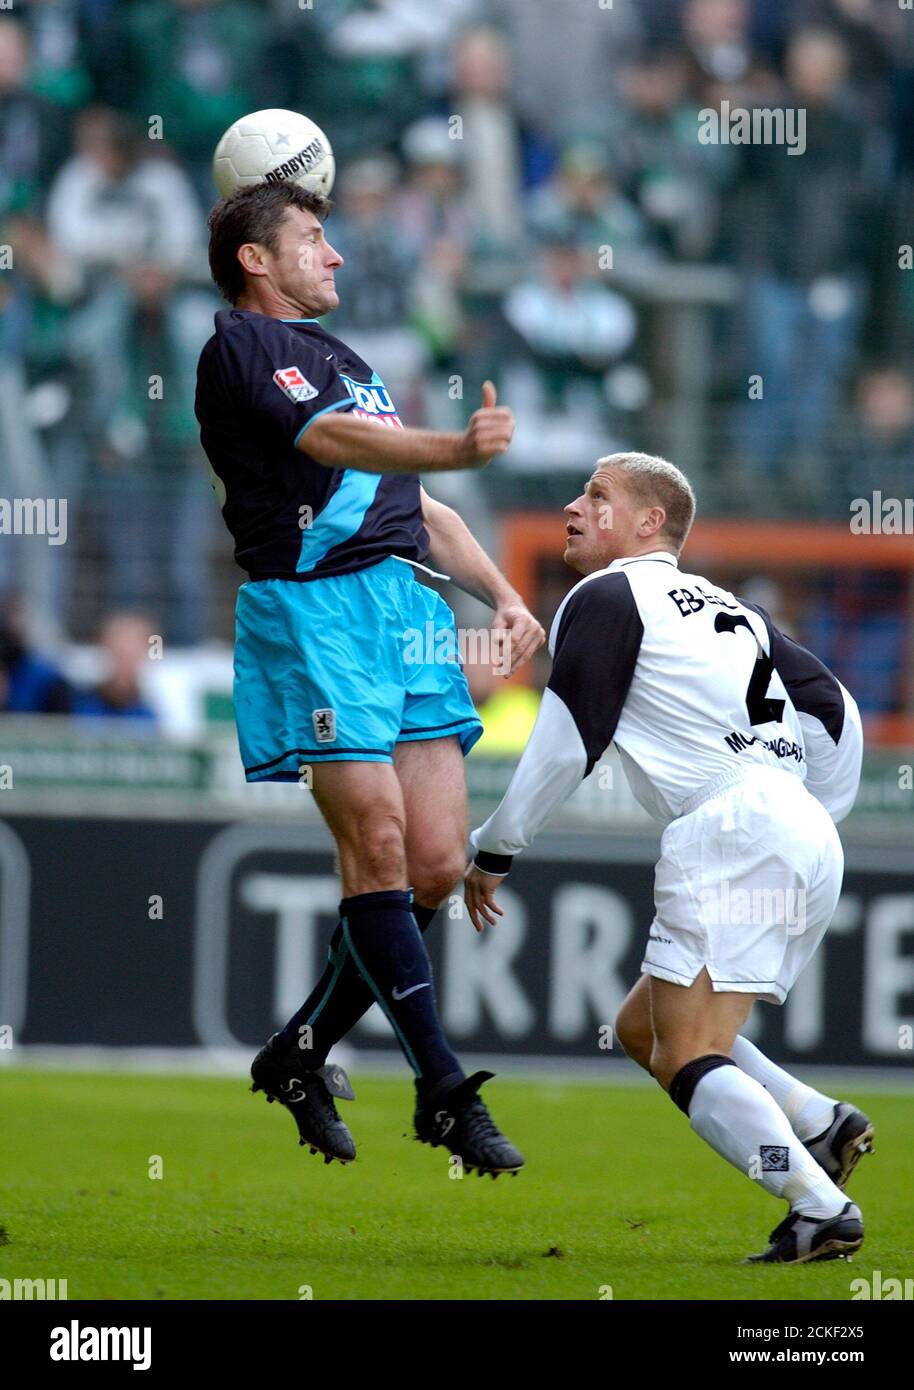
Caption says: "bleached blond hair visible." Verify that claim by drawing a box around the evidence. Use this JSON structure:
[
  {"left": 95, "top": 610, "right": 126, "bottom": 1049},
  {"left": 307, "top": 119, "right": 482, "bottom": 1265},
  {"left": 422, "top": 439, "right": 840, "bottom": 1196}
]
[{"left": 594, "top": 451, "right": 696, "bottom": 551}]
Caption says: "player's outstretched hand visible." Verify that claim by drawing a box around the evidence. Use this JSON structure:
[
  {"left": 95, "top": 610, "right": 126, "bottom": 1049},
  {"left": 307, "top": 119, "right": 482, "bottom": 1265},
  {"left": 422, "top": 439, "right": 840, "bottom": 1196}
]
[
  {"left": 491, "top": 601, "right": 546, "bottom": 676},
  {"left": 459, "top": 380, "right": 515, "bottom": 468},
  {"left": 464, "top": 862, "right": 505, "bottom": 933}
]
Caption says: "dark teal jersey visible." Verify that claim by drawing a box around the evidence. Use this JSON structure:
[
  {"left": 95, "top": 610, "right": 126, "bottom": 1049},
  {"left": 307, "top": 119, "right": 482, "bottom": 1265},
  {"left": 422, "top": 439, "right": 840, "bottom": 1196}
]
[{"left": 194, "top": 309, "right": 429, "bottom": 580}]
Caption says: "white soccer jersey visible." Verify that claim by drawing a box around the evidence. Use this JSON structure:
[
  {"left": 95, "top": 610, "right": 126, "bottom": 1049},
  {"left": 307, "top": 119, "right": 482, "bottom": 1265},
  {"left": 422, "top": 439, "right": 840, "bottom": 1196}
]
[{"left": 470, "top": 550, "right": 863, "bottom": 875}]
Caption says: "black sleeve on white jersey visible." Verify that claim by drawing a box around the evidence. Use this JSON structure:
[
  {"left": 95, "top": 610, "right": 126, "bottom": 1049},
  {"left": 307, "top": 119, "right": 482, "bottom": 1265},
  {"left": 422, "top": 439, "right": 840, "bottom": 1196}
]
[
  {"left": 549, "top": 571, "right": 644, "bottom": 774},
  {"left": 742, "top": 601, "right": 863, "bottom": 822},
  {"left": 220, "top": 316, "right": 355, "bottom": 447},
  {"left": 470, "top": 572, "right": 643, "bottom": 875}
]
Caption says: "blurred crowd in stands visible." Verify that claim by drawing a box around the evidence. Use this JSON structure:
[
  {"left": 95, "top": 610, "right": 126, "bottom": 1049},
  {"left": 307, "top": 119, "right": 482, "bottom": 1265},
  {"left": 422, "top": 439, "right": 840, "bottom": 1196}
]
[{"left": 1, "top": 0, "right": 913, "bottom": 728}]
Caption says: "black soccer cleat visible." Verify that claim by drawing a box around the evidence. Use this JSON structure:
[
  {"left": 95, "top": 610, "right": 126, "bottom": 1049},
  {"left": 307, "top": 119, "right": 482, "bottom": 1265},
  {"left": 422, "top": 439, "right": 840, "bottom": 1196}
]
[
  {"left": 414, "top": 1070, "right": 524, "bottom": 1177},
  {"left": 745, "top": 1201, "right": 864, "bottom": 1265},
  {"left": 250, "top": 1033, "right": 356, "bottom": 1165},
  {"left": 804, "top": 1103, "right": 874, "bottom": 1190}
]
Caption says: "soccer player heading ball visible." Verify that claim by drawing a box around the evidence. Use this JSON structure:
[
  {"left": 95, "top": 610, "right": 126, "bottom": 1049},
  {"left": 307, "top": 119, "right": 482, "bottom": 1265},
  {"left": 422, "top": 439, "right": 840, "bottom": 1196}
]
[
  {"left": 465, "top": 454, "right": 872, "bottom": 1262},
  {"left": 195, "top": 180, "right": 545, "bottom": 1176}
]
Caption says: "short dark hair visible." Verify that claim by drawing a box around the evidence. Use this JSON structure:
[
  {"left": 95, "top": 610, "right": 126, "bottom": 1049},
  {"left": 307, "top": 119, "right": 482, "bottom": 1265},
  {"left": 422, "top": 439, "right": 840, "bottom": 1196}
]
[{"left": 207, "top": 181, "right": 332, "bottom": 304}]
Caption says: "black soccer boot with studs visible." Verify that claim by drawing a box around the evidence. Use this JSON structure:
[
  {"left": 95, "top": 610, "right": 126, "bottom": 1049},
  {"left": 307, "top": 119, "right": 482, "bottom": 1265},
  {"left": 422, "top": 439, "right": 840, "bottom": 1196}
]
[
  {"left": 745, "top": 1201, "right": 864, "bottom": 1264},
  {"left": 251, "top": 1033, "right": 356, "bottom": 1165},
  {"left": 803, "top": 1103, "right": 874, "bottom": 1190},
  {"left": 414, "top": 1070, "right": 524, "bottom": 1178}
]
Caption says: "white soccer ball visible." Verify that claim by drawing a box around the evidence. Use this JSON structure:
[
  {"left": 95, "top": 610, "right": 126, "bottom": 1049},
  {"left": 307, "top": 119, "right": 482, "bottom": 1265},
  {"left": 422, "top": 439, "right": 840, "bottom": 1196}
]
[{"left": 213, "top": 108, "right": 335, "bottom": 199}]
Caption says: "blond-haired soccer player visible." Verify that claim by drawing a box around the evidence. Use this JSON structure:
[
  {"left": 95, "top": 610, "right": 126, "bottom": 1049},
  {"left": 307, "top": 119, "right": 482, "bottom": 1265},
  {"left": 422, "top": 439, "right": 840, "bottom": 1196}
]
[{"left": 465, "top": 452, "right": 871, "bottom": 1261}]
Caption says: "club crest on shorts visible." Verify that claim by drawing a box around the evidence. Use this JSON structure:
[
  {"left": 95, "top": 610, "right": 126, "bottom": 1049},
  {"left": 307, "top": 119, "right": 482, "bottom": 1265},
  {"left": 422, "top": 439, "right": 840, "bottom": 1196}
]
[
  {"left": 312, "top": 708, "right": 337, "bottom": 743},
  {"left": 273, "top": 366, "right": 319, "bottom": 403}
]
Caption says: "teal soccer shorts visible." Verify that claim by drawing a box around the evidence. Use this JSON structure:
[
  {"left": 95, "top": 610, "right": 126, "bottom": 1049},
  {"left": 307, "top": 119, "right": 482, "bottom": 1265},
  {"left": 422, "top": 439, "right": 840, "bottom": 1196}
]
[{"left": 233, "top": 556, "right": 484, "bottom": 781}]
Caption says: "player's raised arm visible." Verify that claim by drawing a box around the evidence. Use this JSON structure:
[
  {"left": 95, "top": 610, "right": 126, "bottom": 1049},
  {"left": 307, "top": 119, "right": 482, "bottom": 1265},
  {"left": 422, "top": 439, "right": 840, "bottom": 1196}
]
[
  {"left": 303, "top": 380, "right": 514, "bottom": 474},
  {"left": 419, "top": 487, "right": 545, "bottom": 673}
]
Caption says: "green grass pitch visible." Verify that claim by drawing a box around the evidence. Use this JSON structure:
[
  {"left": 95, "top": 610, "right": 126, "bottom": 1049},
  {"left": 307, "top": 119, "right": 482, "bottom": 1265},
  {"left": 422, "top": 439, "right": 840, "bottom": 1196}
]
[{"left": 0, "top": 1068, "right": 909, "bottom": 1301}]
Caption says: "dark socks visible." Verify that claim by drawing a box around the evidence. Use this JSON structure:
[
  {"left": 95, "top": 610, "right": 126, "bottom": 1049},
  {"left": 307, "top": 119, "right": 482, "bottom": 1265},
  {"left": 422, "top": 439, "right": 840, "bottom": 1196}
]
[
  {"left": 274, "top": 897, "right": 440, "bottom": 1067},
  {"left": 274, "top": 921, "right": 362, "bottom": 1062},
  {"left": 340, "top": 890, "right": 462, "bottom": 1089},
  {"left": 409, "top": 903, "right": 438, "bottom": 933}
]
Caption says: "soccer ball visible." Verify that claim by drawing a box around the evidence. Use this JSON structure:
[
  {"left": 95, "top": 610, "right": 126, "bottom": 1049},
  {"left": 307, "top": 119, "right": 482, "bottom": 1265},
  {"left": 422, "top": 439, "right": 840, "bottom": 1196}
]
[{"left": 213, "top": 109, "right": 335, "bottom": 199}]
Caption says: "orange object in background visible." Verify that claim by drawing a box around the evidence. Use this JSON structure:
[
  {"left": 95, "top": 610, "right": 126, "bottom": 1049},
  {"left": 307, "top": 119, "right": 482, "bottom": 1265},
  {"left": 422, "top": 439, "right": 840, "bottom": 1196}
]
[{"left": 500, "top": 513, "right": 914, "bottom": 746}]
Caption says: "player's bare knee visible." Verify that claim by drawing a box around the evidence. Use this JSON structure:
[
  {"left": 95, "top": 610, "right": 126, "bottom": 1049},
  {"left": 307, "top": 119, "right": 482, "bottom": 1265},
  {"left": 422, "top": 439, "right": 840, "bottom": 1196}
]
[
  {"left": 614, "top": 1008, "right": 653, "bottom": 1070},
  {"left": 706, "top": 1031, "right": 739, "bottom": 1059},
  {"left": 649, "top": 1040, "right": 695, "bottom": 1092},
  {"left": 348, "top": 814, "right": 407, "bottom": 889},
  {"left": 410, "top": 851, "right": 465, "bottom": 909},
  {"left": 649, "top": 1042, "right": 671, "bottom": 1090},
  {"left": 651, "top": 1032, "right": 738, "bottom": 1093}
]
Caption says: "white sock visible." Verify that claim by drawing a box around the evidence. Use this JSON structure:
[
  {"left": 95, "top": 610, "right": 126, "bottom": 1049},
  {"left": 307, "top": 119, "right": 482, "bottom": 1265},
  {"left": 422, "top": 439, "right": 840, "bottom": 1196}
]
[
  {"left": 687, "top": 1063, "right": 847, "bottom": 1219},
  {"left": 730, "top": 1035, "right": 838, "bottom": 1142}
]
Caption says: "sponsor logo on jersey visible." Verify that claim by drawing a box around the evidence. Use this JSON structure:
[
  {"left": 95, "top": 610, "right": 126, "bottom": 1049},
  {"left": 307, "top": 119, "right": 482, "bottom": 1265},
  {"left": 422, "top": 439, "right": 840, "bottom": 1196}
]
[
  {"left": 265, "top": 139, "right": 326, "bottom": 184},
  {"left": 339, "top": 374, "right": 404, "bottom": 429},
  {"left": 273, "top": 366, "right": 319, "bottom": 403},
  {"left": 725, "top": 729, "right": 804, "bottom": 762}
]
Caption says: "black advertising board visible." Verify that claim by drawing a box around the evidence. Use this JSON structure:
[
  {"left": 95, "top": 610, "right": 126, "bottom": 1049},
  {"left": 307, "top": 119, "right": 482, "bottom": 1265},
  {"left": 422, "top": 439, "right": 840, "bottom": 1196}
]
[{"left": 0, "top": 815, "right": 912, "bottom": 1069}]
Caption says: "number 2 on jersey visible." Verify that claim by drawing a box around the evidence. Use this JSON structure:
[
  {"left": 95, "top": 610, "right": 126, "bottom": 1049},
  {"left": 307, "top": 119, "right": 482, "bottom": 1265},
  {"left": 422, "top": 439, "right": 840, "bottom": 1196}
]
[{"left": 714, "top": 613, "right": 786, "bottom": 726}]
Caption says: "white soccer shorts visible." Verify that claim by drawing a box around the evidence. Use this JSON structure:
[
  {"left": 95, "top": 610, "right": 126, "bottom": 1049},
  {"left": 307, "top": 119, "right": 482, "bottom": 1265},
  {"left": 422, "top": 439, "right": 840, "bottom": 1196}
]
[{"left": 641, "top": 765, "right": 844, "bottom": 1004}]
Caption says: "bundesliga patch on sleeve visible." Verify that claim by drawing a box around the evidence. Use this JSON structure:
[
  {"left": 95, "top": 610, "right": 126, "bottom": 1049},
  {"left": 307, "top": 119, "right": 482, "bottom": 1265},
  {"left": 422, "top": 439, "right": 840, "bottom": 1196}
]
[{"left": 272, "top": 366, "right": 319, "bottom": 403}]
